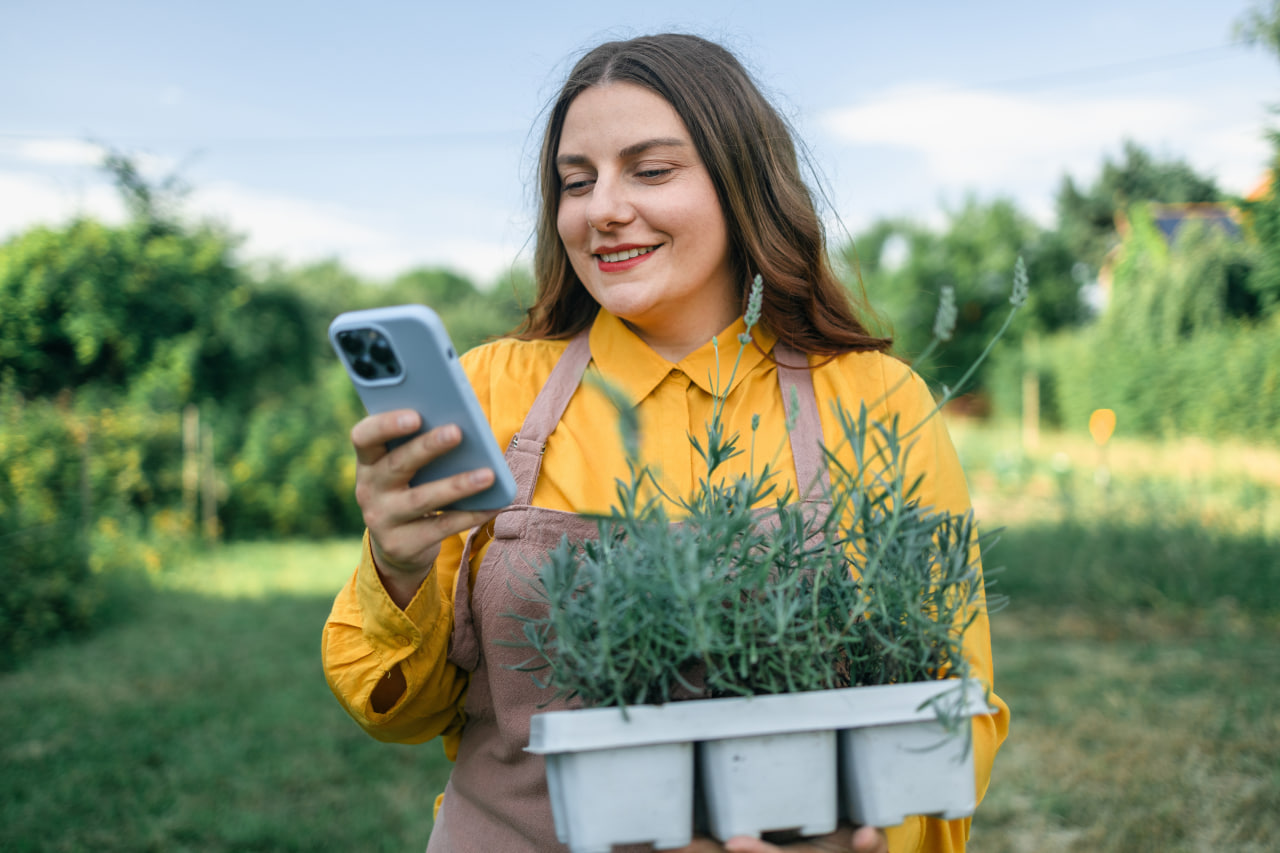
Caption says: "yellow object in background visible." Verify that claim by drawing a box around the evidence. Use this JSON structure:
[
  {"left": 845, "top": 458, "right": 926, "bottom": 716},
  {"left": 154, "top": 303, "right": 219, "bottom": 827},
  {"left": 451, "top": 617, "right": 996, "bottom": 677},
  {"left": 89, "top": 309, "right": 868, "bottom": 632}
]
[{"left": 1089, "top": 409, "right": 1116, "bottom": 446}]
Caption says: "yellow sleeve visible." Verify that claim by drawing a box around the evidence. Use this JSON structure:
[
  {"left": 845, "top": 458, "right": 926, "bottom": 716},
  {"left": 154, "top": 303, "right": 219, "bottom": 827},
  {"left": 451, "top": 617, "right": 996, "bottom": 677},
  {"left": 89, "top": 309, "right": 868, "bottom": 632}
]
[
  {"left": 320, "top": 342, "right": 506, "bottom": 746},
  {"left": 872, "top": 361, "right": 1011, "bottom": 853},
  {"left": 321, "top": 530, "right": 469, "bottom": 744}
]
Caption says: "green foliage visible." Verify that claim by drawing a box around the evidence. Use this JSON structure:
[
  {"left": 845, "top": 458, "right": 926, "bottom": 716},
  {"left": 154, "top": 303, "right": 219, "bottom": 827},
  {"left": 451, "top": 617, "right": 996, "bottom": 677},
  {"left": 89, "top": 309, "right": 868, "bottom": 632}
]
[
  {"left": 1016, "top": 205, "right": 1279, "bottom": 443},
  {"left": 850, "top": 199, "right": 1071, "bottom": 396},
  {"left": 1240, "top": 162, "right": 1280, "bottom": 314},
  {"left": 1036, "top": 317, "right": 1280, "bottom": 443},
  {"left": 0, "top": 162, "right": 536, "bottom": 549},
  {"left": 1103, "top": 205, "right": 1259, "bottom": 342},
  {"left": 0, "top": 394, "right": 97, "bottom": 663},
  {"left": 1055, "top": 140, "right": 1221, "bottom": 275},
  {"left": 1235, "top": 0, "right": 1280, "bottom": 54},
  {"left": 0, "top": 218, "right": 249, "bottom": 401},
  {"left": 0, "top": 383, "right": 216, "bottom": 664},
  {"left": 509, "top": 405, "right": 992, "bottom": 709},
  {"left": 223, "top": 366, "right": 365, "bottom": 539},
  {"left": 507, "top": 276, "right": 1019, "bottom": 710}
]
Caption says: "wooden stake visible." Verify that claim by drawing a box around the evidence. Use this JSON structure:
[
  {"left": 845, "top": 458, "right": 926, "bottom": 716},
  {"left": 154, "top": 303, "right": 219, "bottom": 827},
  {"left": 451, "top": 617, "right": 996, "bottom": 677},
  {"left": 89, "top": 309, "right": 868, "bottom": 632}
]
[
  {"left": 183, "top": 404, "right": 199, "bottom": 532},
  {"left": 1021, "top": 333, "right": 1040, "bottom": 453},
  {"left": 201, "top": 421, "right": 218, "bottom": 543}
]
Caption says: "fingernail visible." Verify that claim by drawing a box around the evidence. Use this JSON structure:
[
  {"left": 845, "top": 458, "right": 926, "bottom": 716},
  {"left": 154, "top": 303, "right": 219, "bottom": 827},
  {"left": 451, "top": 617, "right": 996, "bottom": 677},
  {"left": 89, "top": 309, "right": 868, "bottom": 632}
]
[
  {"left": 441, "top": 425, "right": 461, "bottom": 443},
  {"left": 397, "top": 413, "right": 417, "bottom": 430},
  {"left": 470, "top": 469, "right": 493, "bottom": 485}
]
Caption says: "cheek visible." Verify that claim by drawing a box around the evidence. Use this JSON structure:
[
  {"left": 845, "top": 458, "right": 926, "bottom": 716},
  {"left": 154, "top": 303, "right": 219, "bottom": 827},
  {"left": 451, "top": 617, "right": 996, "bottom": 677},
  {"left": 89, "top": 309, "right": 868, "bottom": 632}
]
[{"left": 556, "top": 200, "right": 583, "bottom": 247}]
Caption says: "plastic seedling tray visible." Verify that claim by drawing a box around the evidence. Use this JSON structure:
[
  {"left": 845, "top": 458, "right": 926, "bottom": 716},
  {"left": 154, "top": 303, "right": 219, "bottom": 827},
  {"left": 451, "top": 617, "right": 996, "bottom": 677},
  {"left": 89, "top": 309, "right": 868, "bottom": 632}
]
[
  {"left": 840, "top": 718, "right": 977, "bottom": 829},
  {"left": 526, "top": 679, "right": 993, "bottom": 853},
  {"left": 699, "top": 729, "right": 838, "bottom": 839},
  {"left": 544, "top": 741, "right": 694, "bottom": 853}
]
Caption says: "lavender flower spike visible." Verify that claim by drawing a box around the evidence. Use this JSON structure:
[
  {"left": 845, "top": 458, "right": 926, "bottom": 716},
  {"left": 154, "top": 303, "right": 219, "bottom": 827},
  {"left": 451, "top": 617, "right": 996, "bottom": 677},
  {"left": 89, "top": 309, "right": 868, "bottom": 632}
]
[
  {"left": 933, "top": 285, "right": 957, "bottom": 342},
  {"left": 1010, "top": 256, "right": 1029, "bottom": 307},
  {"left": 739, "top": 274, "right": 764, "bottom": 343}
]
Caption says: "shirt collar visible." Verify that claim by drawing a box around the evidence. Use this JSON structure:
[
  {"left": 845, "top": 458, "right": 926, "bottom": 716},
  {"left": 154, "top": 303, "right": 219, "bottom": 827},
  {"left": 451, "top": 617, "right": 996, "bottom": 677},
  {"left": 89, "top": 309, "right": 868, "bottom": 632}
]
[{"left": 588, "top": 309, "right": 777, "bottom": 406}]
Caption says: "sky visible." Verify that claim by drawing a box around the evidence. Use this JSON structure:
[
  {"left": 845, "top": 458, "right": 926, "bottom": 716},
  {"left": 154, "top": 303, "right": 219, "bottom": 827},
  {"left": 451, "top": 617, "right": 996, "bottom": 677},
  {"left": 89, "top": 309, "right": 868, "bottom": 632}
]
[{"left": 2, "top": 0, "right": 1276, "bottom": 286}]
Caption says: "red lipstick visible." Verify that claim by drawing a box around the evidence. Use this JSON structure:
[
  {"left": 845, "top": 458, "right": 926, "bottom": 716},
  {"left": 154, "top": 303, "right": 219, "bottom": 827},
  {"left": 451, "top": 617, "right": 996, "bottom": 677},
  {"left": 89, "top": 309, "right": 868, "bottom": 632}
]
[{"left": 594, "top": 244, "right": 659, "bottom": 272}]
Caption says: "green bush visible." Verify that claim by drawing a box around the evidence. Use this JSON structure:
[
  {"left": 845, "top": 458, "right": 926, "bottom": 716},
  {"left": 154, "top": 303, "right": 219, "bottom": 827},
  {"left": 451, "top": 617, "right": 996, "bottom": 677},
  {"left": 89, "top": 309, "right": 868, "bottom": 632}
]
[
  {"left": 988, "top": 205, "right": 1278, "bottom": 444},
  {"left": 1026, "top": 314, "right": 1280, "bottom": 443},
  {"left": 223, "top": 365, "right": 365, "bottom": 539},
  {"left": 0, "top": 394, "right": 98, "bottom": 663}
]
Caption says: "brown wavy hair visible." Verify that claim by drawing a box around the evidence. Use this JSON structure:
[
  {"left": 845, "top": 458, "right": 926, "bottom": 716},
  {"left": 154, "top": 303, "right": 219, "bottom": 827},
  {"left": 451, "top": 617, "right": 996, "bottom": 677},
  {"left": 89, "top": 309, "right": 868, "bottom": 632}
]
[{"left": 515, "top": 33, "right": 890, "bottom": 356}]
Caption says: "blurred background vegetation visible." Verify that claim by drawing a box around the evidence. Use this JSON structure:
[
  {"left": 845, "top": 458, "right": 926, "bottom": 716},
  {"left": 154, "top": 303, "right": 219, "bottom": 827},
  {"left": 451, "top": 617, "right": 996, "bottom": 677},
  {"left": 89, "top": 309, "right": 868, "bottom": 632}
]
[{"left": 3, "top": 7, "right": 1279, "bottom": 853}]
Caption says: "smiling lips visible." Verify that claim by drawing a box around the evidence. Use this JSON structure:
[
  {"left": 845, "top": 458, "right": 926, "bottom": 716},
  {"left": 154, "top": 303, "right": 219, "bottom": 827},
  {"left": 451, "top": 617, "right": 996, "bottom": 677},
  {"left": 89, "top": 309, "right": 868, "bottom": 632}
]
[{"left": 595, "top": 244, "right": 658, "bottom": 271}]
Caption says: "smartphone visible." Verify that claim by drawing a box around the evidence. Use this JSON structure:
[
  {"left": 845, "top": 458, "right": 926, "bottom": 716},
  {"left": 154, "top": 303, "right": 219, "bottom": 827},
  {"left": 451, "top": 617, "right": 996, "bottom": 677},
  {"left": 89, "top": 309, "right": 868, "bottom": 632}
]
[{"left": 328, "top": 304, "right": 517, "bottom": 512}]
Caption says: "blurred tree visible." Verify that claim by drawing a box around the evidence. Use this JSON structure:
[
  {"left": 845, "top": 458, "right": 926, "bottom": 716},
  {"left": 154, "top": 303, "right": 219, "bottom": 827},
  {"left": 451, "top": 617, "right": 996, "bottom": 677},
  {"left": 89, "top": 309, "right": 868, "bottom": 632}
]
[
  {"left": 0, "top": 149, "right": 326, "bottom": 420},
  {"left": 1103, "top": 205, "right": 1257, "bottom": 343},
  {"left": 1235, "top": 0, "right": 1280, "bottom": 52},
  {"left": 1235, "top": 0, "right": 1280, "bottom": 313},
  {"left": 1055, "top": 140, "right": 1221, "bottom": 276},
  {"left": 847, "top": 197, "right": 1076, "bottom": 395}
]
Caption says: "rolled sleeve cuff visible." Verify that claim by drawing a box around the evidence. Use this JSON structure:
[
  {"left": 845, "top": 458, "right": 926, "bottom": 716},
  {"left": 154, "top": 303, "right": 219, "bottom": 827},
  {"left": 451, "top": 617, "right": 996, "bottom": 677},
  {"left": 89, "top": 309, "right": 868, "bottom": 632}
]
[{"left": 354, "top": 531, "right": 447, "bottom": 671}]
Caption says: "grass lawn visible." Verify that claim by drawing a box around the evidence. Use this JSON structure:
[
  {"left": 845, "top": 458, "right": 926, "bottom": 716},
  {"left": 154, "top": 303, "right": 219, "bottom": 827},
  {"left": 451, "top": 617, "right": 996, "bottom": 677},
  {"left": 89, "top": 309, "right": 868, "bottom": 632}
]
[
  {"left": 0, "top": 540, "right": 452, "bottom": 853},
  {"left": 3, "top": 425, "right": 1277, "bottom": 852},
  {"left": 954, "top": 423, "right": 1280, "bottom": 852}
]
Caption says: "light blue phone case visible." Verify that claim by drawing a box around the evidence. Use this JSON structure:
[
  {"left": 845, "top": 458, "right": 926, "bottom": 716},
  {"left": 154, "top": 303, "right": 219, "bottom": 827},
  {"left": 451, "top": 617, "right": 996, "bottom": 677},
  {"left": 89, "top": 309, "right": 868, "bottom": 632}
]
[{"left": 328, "top": 304, "right": 517, "bottom": 511}]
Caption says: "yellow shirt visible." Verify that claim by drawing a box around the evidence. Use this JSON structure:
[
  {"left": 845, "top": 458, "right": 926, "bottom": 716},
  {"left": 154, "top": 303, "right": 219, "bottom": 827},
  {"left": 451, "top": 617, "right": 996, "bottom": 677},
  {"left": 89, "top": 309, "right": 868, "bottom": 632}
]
[{"left": 322, "top": 308, "right": 1010, "bottom": 853}]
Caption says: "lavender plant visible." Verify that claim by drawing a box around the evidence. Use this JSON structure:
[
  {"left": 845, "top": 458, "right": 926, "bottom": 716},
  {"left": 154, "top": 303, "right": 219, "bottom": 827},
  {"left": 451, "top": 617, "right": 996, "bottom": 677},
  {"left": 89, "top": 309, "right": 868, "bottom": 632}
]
[{"left": 506, "top": 266, "right": 1020, "bottom": 716}]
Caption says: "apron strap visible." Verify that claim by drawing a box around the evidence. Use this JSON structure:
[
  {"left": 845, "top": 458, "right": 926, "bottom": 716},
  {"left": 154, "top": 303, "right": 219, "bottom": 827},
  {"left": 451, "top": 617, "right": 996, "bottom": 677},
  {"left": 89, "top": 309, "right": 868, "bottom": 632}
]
[
  {"left": 773, "top": 341, "right": 831, "bottom": 502},
  {"left": 493, "top": 329, "right": 593, "bottom": 540},
  {"left": 452, "top": 329, "right": 593, "bottom": 668}
]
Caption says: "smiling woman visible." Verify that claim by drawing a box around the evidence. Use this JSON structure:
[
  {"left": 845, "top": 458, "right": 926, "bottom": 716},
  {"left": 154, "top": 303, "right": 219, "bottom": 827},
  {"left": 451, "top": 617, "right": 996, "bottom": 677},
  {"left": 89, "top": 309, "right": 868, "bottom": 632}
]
[{"left": 321, "top": 32, "right": 1007, "bottom": 853}]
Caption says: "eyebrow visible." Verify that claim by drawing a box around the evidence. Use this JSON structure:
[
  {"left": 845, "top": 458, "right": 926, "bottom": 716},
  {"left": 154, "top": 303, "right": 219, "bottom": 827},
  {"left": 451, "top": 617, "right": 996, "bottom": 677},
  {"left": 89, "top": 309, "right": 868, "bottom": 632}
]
[{"left": 556, "top": 136, "right": 688, "bottom": 169}]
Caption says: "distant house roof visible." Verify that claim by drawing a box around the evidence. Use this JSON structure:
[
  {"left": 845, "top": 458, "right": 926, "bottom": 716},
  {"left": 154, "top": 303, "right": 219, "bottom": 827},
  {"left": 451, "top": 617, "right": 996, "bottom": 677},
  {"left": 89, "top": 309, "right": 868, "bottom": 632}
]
[
  {"left": 1246, "top": 171, "right": 1271, "bottom": 202},
  {"left": 1116, "top": 202, "right": 1243, "bottom": 244}
]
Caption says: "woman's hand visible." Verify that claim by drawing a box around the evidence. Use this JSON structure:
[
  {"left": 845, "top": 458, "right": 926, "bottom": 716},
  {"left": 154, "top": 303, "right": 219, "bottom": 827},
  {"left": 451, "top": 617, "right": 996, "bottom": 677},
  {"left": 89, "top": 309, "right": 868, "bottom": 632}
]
[
  {"left": 351, "top": 409, "right": 501, "bottom": 606},
  {"left": 675, "top": 826, "right": 888, "bottom": 853}
]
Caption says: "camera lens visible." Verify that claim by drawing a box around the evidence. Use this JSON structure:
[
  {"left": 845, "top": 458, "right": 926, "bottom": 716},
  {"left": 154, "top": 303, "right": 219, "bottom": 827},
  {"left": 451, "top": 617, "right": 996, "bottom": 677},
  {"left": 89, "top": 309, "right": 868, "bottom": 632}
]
[
  {"left": 370, "top": 337, "right": 393, "bottom": 364},
  {"left": 353, "top": 358, "right": 377, "bottom": 380},
  {"left": 339, "top": 331, "right": 365, "bottom": 357}
]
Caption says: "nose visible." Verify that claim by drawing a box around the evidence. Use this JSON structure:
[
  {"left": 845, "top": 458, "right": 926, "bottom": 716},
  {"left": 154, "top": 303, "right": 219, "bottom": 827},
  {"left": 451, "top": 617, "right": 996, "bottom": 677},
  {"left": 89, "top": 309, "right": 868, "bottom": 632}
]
[{"left": 585, "top": 172, "right": 634, "bottom": 232}]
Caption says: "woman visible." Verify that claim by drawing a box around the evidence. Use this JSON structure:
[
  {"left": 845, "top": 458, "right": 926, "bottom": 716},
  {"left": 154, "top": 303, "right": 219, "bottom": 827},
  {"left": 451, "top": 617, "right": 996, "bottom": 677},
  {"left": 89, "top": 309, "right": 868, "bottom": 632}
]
[{"left": 323, "top": 33, "right": 1008, "bottom": 853}]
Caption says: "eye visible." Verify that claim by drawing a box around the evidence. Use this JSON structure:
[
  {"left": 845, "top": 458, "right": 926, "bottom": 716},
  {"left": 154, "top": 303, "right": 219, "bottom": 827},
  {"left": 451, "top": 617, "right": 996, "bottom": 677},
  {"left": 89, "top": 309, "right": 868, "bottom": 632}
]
[
  {"left": 560, "top": 174, "right": 595, "bottom": 195},
  {"left": 636, "top": 168, "right": 673, "bottom": 181}
]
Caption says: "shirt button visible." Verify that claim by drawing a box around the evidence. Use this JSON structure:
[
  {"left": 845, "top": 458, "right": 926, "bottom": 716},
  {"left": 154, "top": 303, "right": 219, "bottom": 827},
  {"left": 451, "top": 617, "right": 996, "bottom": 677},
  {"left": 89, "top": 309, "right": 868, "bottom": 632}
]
[{"left": 397, "top": 635, "right": 411, "bottom": 647}]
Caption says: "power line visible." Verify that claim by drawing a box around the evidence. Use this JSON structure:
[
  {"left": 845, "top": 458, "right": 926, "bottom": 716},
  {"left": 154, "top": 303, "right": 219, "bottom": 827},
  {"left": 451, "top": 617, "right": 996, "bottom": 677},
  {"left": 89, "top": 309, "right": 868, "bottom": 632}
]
[{"left": 975, "top": 42, "right": 1249, "bottom": 92}]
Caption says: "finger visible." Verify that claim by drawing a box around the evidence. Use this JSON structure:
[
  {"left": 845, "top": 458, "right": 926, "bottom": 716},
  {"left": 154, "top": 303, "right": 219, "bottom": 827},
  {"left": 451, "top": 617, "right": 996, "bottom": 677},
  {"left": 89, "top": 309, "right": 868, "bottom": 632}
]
[
  {"left": 669, "top": 837, "right": 730, "bottom": 852},
  {"left": 350, "top": 410, "right": 422, "bottom": 465},
  {"left": 850, "top": 826, "right": 888, "bottom": 853},
  {"left": 376, "top": 425, "right": 469, "bottom": 491},
  {"left": 362, "top": 465, "right": 496, "bottom": 541},
  {"left": 385, "top": 466, "right": 497, "bottom": 523},
  {"left": 372, "top": 506, "right": 501, "bottom": 575},
  {"left": 724, "top": 826, "right": 856, "bottom": 852}
]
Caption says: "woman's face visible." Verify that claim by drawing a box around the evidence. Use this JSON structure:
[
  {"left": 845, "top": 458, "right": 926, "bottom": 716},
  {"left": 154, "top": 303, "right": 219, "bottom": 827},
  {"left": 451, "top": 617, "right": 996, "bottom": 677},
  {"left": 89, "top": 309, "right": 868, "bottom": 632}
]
[{"left": 555, "top": 82, "right": 738, "bottom": 359}]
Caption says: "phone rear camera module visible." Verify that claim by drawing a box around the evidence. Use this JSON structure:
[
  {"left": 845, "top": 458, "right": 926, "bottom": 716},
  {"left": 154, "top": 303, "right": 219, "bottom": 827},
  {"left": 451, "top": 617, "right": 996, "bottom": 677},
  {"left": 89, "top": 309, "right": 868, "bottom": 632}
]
[
  {"left": 338, "top": 331, "right": 366, "bottom": 357},
  {"left": 353, "top": 357, "right": 378, "bottom": 380},
  {"left": 370, "top": 337, "right": 394, "bottom": 364}
]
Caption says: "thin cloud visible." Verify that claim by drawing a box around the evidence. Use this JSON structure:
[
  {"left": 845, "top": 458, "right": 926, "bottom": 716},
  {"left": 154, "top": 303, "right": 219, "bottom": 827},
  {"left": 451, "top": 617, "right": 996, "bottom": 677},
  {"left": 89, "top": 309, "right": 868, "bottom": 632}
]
[
  {"left": 821, "top": 85, "right": 1208, "bottom": 186},
  {"left": 817, "top": 83, "right": 1271, "bottom": 232},
  {"left": 0, "top": 138, "right": 108, "bottom": 167},
  {"left": 192, "top": 182, "right": 521, "bottom": 283},
  {"left": 0, "top": 171, "right": 124, "bottom": 234},
  {"left": 0, "top": 164, "right": 522, "bottom": 284}
]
